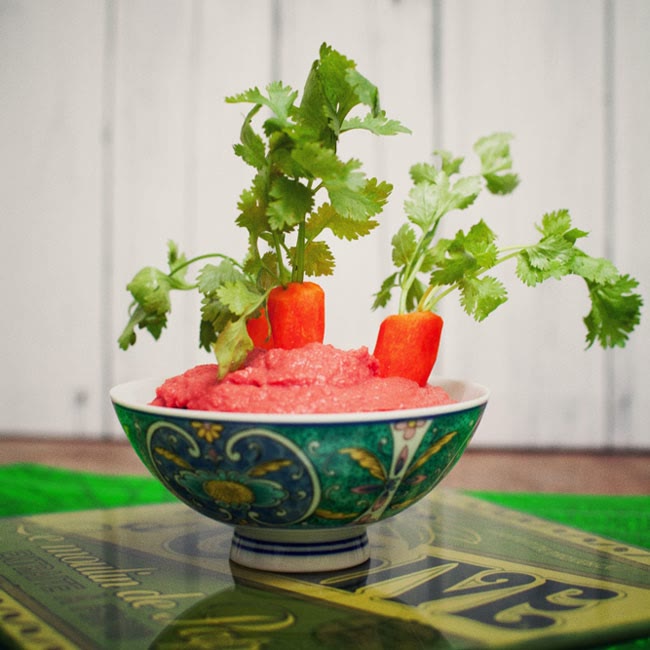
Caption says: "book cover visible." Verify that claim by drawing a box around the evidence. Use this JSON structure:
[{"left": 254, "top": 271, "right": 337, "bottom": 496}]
[{"left": 0, "top": 491, "right": 648, "bottom": 649}]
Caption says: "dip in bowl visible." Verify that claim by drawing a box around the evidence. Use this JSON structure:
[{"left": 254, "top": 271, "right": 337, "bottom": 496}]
[{"left": 110, "top": 377, "right": 488, "bottom": 572}]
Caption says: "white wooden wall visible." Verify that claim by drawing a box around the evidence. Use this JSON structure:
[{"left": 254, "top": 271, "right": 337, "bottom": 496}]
[{"left": 1, "top": 0, "right": 648, "bottom": 448}]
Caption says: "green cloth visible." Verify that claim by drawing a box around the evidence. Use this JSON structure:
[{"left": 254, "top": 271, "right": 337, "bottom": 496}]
[
  {"left": 0, "top": 463, "right": 648, "bottom": 650},
  {"left": 467, "top": 490, "right": 650, "bottom": 551},
  {"left": 0, "top": 463, "right": 177, "bottom": 517}
]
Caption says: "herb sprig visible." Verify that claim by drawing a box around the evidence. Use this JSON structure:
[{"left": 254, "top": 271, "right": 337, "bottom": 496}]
[
  {"left": 373, "top": 132, "right": 642, "bottom": 349},
  {"left": 118, "top": 44, "right": 409, "bottom": 374}
]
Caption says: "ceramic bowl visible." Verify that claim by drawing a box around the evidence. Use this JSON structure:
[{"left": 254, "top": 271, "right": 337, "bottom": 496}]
[{"left": 110, "top": 377, "right": 488, "bottom": 572}]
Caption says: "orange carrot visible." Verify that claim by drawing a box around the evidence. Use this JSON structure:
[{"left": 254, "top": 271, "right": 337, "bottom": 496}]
[
  {"left": 267, "top": 282, "right": 325, "bottom": 349},
  {"left": 373, "top": 311, "right": 443, "bottom": 386},
  {"left": 246, "top": 307, "right": 274, "bottom": 350}
]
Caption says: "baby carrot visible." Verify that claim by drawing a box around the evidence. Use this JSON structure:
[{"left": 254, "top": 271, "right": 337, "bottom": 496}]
[
  {"left": 267, "top": 282, "right": 325, "bottom": 349},
  {"left": 246, "top": 307, "right": 274, "bottom": 350},
  {"left": 373, "top": 311, "right": 443, "bottom": 386}
]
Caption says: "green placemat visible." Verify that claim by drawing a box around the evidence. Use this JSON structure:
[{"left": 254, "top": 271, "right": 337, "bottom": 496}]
[
  {"left": 0, "top": 463, "right": 177, "bottom": 517},
  {"left": 466, "top": 490, "right": 650, "bottom": 551},
  {"left": 0, "top": 463, "right": 648, "bottom": 650}
]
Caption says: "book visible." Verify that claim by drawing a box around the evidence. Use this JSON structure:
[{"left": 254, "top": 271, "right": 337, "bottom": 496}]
[{"left": 0, "top": 490, "right": 648, "bottom": 649}]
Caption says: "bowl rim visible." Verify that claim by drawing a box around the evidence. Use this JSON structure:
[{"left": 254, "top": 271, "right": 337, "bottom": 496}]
[{"left": 110, "top": 376, "right": 489, "bottom": 425}]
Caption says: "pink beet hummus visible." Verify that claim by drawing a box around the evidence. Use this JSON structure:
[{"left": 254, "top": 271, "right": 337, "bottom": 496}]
[{"left": 151, "top": 343, "right": 454, "bottom": 414}]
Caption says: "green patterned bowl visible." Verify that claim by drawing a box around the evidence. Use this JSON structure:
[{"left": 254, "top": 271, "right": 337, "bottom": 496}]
[{"left": 110, "top": 377, "right": 488, "bottom": 572}]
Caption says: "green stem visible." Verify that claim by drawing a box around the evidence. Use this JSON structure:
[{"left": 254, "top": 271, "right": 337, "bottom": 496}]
[
  {"left": 418, "top": 247, "right": 524, "bottom": 313},
  {"left": 272, "top": 231, "right": 290, "bottom": 286},
  {"left": 494, "top": 249, "right": 523, "bottom": 264},
  {"left": 171, "top": 252, "right": 244, "bottom": 276},
  {"left": 420, "top": 284, "right": 456, "bottom": 313},
  {"left": 398, "top": 218, "right": 442, "bottom": 314},
  {"left": 291, "top": 180, "right": 315, "bottom": 284},
  {"left": 417, "top": 285, "right": 437, "bottom": 312},
  {"left": 293, "top": 220, "right": 306, "bottom": 283}
]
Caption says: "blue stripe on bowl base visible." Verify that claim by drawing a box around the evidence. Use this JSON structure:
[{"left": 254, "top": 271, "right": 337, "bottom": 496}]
[
  {"left": 232, "top": 531, "right": 368, "bottom": 558},
  {"left": 229, "top": 530, "right": 371, "bottom": 572}
]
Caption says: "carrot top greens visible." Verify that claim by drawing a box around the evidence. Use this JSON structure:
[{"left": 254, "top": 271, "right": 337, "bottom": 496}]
[
  {"left": 118, "top": 44, "right": 409, "bottom": 373},
  {"left": 373, "top": 133, "right": 642, "bottom": 348},
  {"left": 118, "top": 45, "right": 642, "bottom": 380}
]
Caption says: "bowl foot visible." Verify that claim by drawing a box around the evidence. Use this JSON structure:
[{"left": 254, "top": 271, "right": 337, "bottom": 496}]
[{"left": 230, "top": 526, "right": 369, "bottom": 573}]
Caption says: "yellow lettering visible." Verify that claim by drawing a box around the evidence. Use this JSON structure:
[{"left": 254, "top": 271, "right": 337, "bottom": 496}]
[
  {"left": 15, "top": 524, "right": 65, "bottom": 544},
  {"left": 116, "top": 589, "right": 205, "bottom": 610},
  {"left": 174, "top": 613, "right": 297, "bottom": 633}
]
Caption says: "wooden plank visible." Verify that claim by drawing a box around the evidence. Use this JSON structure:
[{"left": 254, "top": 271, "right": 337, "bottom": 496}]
[
  {"left": 107, "top": 1, "right": 275, "bottom": 436},
  {"left": 191, "top": 0, "right": 275, "bottom": 353},
  {"left": 610, "top": 0, "right": 650, "bottom": 448},
  {"left": 437, "top": 0, "right": 610, "bottom": 447},
  {"left": 110, "top": 0, "right": 201, "bottom": 397},
  {"left": 0, "top": 1, "right": 105, "bottom": 436}
]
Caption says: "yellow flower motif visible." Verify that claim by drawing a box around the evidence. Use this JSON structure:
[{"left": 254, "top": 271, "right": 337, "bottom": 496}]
[
  {"left": 191, "top": 421, "right": 223, "bottom": 443},
  {"left": 203, "top": 479, "right": 255, "bottom": 505}
]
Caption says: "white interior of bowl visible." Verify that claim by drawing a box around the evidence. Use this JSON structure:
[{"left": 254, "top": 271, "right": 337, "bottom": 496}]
[{"left": 110, "top": 377, "right": 489, "bottom": 424}]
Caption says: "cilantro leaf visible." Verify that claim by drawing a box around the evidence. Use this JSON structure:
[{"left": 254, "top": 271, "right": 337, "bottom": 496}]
[
  {"left": 216, "top": 281, "right": 264, "bottom": 317},
  {"left": 198, "top": 263, "right": 266, "bottom": 372},
  {"left": 327, "top": 178, "right": 381, "bottom": 221},
  {"left": 315, "top": 44, "right": 360, "bottom": 129},
  {"left": 434, "top": 150, "right": 464, "bottom": 177},
  {"left": 117, "top": 241, "right": 196, "bottom": 350},
  {"left": 341, "top": 111, "right": 411, "bottom": 136},
  {"left": 233, "top": 121, "right": 267, "bottom": 170},
  {"left": 305, "top": 203, "right": 378, "bottom": 241},
  {"left": 292, "top": 240, "right": 335, "bottom": 277},
  {"left": 391, "top": 224, "right": 419, "bottom": 268},
  {"left": 235, "top": 185, "right": 269, "bottom": 238},
  {"left": 459, "top": 275, "right": 508, "bottom": 321},
  {"left": 583, "top": 274, "right": 643, "bottom": 348},
  {"left": 372, "top": 272, "right": 398, "bottom": 310},
  {"left": 409, "top": 162, "right": 442, "bottom": 185},
  {"left": 570, "top": 253, "right": 620, "bottom": 284},
  {"left": 197, "top": 262, "right": 247, "bottom": 351},
  {"left": 226, "top": 82, "right": 298, "bottom": 128},
  {"left": 290, "top": 142, "right": 390, "bottom": 223},
  {"left": 344, "top": 65, "right": 379, "bottom": 113},
  {"left": 267, "top": 177, "right": 313, "bottom": 230},
  {"left": 474, "top": 132, "right": 520, "bottom": 195},
  {"left": 118, "top": 304, "right": 166, "bottom": 350},
  {"left": 451, "top": 176, "right": 483, "bottom": 210},
  {"left": 516, "top": 238, "right": 574, "bottom": 285},
  {"left": 403, "top": 182, "right": 443, "bottom": 231},
  {"left": 484, "top": 172, "right": 520, "bottom": 195},
  {"left": 213, "top": 317, "right": 254, "bottom": 379},
  {"left": 430, "top": 220, "right": 499, "bottom": 286},
  {"left": 516, "top": 210, "right": 585, "bottom": 286},
  {"left": 166, "top": 240, "right": 187, "bottom": 275},
  {"left": 126, "top": 267, "right": 173, "bottom": 316},
  {"left": 291, "top": 141, "right": 358, "bottom": 183},
  {"left": 197, "top": 260, "right": 243, "bottom": 294},
  {"left": 404, "top": 174, "right": 481, "bottom": 232}
]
